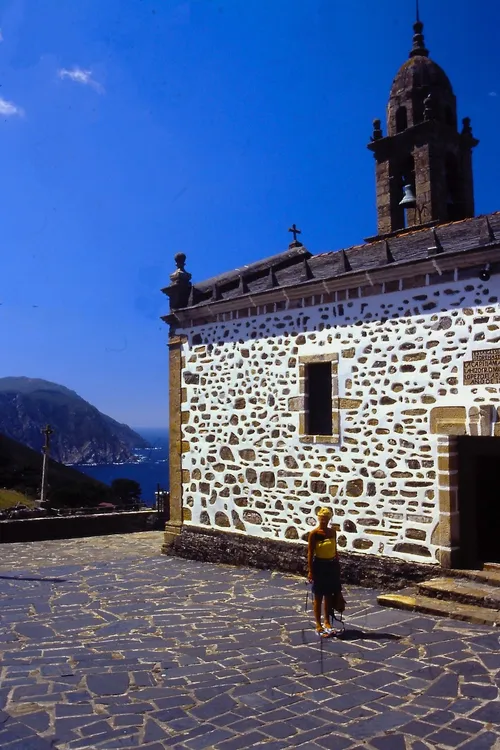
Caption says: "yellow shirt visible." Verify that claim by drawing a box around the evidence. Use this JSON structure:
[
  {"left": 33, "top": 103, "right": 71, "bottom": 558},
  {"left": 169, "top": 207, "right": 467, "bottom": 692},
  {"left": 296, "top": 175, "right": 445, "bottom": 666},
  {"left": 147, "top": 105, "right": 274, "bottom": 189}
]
[{"left": 315, "top": 534, "right": 337, "bottom": 559}]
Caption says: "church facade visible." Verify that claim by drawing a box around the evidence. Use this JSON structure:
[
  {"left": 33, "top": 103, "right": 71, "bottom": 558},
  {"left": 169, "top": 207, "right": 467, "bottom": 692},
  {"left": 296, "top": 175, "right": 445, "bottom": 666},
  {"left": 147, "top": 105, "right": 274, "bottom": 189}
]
[{"left": 162, "top": 16, "right": 500, "bottom": 571}]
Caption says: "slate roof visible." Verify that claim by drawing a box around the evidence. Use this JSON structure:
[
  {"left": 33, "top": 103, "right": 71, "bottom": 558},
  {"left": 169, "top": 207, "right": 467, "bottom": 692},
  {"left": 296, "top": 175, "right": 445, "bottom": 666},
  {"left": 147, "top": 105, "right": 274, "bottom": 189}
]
[{"left": 167, "top": 212, "right": 500, "bottom": 311}]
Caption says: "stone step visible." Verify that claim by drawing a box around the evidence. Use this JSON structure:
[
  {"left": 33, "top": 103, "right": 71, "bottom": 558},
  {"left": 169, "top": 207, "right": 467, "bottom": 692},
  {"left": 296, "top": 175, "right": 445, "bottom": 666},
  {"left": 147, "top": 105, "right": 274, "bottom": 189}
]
[
  {"left": 446, "top": 567, "right": 500, "bottom": 588},
  {"left": 417, "top": 577, "right": 500, "bottom": 611},
  {"left": 483, "top": 562, "right": 500, "bottom": 572},
  {"left": 377, "top": 592, "right": 500, "bottom": 627}
]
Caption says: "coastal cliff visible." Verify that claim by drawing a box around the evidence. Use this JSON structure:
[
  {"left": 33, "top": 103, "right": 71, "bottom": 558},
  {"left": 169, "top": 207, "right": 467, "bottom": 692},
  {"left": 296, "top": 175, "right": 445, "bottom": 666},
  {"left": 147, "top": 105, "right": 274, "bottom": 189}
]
[{"left": 0, "top": 377, "right": 150, "bottom": 465}]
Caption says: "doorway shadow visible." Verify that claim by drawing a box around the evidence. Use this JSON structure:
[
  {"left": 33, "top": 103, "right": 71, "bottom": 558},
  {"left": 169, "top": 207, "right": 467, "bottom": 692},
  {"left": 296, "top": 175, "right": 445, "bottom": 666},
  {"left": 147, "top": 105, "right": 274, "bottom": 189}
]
[{"left": 457, "top": 436, "right": 500, "bottom": 567}]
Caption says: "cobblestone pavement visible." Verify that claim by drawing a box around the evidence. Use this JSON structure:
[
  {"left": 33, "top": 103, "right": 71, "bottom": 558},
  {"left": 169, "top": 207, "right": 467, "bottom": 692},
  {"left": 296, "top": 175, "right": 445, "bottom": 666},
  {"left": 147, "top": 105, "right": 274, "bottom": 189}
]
[
  {"left": 0, "top": 533, "right": 499, "bottom": 750},
  {"left": 0, "top": 532, "right": 166, "bottom": 571}
]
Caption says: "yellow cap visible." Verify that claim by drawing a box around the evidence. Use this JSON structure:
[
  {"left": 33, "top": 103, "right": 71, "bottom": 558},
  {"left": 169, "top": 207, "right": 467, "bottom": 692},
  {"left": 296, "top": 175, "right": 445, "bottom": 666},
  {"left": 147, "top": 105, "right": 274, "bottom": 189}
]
[{"left": 317, "top": 507, "right": 333, "bottom": 519}]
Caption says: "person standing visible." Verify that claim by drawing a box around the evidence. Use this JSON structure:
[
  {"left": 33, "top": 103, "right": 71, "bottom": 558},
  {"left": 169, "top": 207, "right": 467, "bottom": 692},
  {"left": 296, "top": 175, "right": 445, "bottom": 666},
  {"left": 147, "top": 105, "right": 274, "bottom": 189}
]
[{"left": 307, "top": 507, "right": 343, "bottom": 637}]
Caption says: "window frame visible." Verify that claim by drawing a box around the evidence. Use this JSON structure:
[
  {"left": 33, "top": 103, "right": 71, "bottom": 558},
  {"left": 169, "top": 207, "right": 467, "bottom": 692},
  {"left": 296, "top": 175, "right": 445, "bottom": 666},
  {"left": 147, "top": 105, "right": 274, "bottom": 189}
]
[{"left": 298, "top": 353, "right": 340, "bottom": 445}]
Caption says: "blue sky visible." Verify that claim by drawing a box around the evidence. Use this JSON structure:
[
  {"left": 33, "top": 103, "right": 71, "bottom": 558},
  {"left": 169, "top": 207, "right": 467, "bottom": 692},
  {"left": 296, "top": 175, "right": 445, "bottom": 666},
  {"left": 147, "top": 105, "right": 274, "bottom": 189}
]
[{"left": 0, "top": 0, "right": 498, "bottom": 428}]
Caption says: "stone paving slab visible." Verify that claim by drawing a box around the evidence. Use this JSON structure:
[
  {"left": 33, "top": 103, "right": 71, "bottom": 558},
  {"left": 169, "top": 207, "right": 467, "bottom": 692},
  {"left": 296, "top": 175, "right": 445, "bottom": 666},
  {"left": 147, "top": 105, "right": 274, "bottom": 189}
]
[{"left": 0, "top": 532, "right": 499, "bottom": 750}]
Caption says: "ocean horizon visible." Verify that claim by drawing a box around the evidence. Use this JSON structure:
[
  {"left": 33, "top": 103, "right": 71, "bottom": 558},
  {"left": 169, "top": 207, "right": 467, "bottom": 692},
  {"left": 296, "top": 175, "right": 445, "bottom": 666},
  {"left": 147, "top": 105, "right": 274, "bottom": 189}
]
[{"left": 75, "top": 428, "right": 169, "bottom": 505}]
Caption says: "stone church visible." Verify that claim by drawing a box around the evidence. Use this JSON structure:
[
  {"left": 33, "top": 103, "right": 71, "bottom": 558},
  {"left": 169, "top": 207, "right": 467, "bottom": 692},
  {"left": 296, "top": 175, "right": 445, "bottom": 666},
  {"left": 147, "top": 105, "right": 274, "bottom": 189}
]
[{"left": 161, "top": 15, "right": 499, "bottom": 573}]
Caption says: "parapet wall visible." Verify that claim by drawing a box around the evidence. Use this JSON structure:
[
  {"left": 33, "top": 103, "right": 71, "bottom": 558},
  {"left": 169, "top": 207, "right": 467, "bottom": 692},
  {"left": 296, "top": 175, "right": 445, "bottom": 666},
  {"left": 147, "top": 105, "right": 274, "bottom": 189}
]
[{"left": 0, "top": 510, "right": 161, "bottom": 544}]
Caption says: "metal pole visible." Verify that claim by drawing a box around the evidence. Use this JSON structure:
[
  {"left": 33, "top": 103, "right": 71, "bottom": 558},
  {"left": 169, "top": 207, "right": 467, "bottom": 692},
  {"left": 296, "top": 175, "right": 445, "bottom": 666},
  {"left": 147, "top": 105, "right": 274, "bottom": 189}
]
[
  {"left": 40, "top": 452, "right": 48, "bottom": 504},
  {"left": 40, "top": 425, "right": 53, "bottom": 504}
]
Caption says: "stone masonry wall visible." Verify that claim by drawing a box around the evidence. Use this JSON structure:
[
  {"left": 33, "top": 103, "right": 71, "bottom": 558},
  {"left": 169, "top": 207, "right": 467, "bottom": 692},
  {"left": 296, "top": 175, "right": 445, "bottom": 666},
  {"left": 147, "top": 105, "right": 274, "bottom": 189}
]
[{"left": 178, "top": 272, "right": 500, "bottom": 565}]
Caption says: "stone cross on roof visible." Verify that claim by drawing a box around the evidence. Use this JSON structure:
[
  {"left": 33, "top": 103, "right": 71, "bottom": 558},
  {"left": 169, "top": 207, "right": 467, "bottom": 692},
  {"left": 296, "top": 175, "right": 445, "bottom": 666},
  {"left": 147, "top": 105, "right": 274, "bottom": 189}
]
[{"left": 288, "top": 224, "right": 302, "bottom": 246}]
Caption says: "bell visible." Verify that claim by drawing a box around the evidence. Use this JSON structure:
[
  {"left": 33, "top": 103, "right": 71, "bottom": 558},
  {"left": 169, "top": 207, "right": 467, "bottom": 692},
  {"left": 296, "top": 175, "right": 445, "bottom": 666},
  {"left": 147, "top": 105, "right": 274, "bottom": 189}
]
[{"left": 399, "top": 184, "right": 416, "bottom": 208}]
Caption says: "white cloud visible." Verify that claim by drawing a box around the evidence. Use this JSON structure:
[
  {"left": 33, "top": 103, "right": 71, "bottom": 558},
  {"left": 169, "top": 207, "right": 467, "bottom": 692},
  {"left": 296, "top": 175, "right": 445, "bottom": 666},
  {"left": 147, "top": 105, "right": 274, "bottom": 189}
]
[
  {"left": 58, "top": 67, "right": 104, "bottom": 94},
  {"left": 489, "top": 91, "right": 497, "bottom": 97},
  {"left": 0, "top": 96, "right": 24, "bottom": 117},
  {"left": 0, "top": 29, "right": 4, "bottom": 42}
]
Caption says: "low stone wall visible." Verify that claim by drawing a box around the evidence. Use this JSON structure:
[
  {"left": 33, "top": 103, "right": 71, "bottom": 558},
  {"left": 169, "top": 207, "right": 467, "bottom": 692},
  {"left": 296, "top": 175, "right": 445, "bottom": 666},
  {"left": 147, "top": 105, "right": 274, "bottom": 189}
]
[
  {"left": 164, "top": 526, "right": 438, "bottom": 591},
  {"left": 0, "top": 511, "right": 162, "bottom": 544}
]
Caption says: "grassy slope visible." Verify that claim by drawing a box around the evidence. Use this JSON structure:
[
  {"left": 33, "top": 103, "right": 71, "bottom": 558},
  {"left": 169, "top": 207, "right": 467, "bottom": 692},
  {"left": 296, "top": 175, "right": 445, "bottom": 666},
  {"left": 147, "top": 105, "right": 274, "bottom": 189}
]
[{"left": 0, "top": 489, "right": 36, "bottom": 510}]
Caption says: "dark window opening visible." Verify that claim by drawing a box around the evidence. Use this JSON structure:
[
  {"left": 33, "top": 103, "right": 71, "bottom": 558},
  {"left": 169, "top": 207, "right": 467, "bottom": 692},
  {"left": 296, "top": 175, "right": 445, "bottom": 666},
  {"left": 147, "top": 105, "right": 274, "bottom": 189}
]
[
  {"left": 306, "top": 363, "right": 332, "bottom": 435},
  {"left": 394, "top": 156, "right": 416, "bottom": 230},
  {"left": 395, "top": 106, "right": 408, "bottom": 133}
]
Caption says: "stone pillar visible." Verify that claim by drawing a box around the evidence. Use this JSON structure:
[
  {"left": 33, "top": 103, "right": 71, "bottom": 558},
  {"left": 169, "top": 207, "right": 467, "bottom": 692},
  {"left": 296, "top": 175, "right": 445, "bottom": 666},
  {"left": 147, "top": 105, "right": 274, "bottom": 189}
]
[
  {"left": 433, "top": 436, "right": 459, "bottom": 568},
  {"left": 162, "top": 335, "right": 186, "bottom": 552},
  {"left": 479, "top": 405, "right": 493, "bottom": 437},
  {"left": 414, "top": 143, "right": 449, "bottom": 226},
  {"left": 493, "top": 407, "right": 500, "bottom": 437},
  {"left": 471, "top": 405, "right": 494, "bottom": 437},
  {"left": 375, "top": 159, "right": 392, "bottom": 236}
]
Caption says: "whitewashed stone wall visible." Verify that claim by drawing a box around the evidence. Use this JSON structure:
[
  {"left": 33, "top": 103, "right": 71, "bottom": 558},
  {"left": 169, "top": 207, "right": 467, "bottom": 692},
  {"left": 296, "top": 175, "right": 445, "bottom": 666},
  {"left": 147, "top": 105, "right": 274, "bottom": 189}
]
[{"left": 179, "top": 273, "right": 500, "bottom": 564}]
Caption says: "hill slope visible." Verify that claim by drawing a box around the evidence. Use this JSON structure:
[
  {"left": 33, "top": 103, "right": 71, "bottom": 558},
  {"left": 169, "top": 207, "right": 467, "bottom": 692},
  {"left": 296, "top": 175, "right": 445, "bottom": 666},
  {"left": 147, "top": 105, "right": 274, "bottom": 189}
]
[
  {"left": 0, "top": 432, "right": 113, "bottom": 506},
  {"left": 0, "top": 489, "right": 36, "bottom": 510},
  {"left": 0, "top": 377, "right": 150, "bottom": 464}
]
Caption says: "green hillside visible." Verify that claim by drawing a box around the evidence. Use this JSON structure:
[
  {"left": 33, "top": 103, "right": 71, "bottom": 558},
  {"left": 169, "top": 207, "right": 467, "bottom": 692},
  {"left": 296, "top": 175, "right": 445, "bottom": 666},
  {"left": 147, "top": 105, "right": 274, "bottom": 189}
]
[
  {"left": 0, "top": 432, "right": 114, "bottom": 508},
  {"left": 0, "top": 489, "right": 36, "bottom": 510}
]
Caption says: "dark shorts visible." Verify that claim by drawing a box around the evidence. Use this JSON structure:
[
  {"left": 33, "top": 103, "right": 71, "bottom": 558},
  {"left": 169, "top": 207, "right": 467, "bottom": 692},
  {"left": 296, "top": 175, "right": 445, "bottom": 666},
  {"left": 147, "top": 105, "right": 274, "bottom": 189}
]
[{"left": 311, "top": 557, "right": 341, "bottom": 598}]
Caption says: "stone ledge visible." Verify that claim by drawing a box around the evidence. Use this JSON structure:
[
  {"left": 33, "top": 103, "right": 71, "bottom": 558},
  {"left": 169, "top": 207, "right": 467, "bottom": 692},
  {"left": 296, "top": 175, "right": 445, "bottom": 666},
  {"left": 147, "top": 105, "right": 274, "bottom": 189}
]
[
  {"left": 162, "top": 526, "right": 439, "bottom": 591},
  {"left": 298, "top": 434, "right": 340, "bottom": 445},
  {"left": 0, "top": 511, "right": 163, "bottom": 544}
]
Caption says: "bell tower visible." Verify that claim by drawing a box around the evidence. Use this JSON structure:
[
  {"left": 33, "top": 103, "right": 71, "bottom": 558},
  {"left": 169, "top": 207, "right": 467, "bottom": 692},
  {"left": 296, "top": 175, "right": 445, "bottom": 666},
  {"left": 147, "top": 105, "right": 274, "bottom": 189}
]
[{"left": 367, "top": 10, "right": 479, "bottom": 238}]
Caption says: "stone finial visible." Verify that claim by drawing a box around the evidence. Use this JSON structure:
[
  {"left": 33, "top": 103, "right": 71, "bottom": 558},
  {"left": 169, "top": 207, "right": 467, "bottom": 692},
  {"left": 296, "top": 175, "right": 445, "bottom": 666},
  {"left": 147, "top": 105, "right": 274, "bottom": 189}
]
[
  {"left": 341, "top": 250, "right": 351, "bottom": 272},
  {"left": 460, "top": 117, "right": 479, "bottom": 150},
  {"left": 427, "top": 228, "right": 443, "bottom": 255},
  {"left": 371, "top": 119, "right": 383, "bottom": 140},
  {"left": 409, "top": 9, "right": 429, "bottom": 59},
  {"left": 423, "top": 92, "right": 434, "bottom": 121},
  {"left": 461, "top": 117, "right": 473, "bottom": 136},
  {"left": 174, "top": 252, "right": 186, "bottom": 271},
  {"left": 164, "top": 252, "right": 192, "bottom": 310}
]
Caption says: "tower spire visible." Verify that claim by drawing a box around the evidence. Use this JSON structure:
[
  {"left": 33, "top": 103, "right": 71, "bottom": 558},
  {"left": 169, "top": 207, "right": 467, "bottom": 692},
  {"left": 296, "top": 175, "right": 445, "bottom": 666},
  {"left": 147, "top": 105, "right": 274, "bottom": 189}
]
[{"left": 410, "top": 1, "right": 429, "bottom": 57}]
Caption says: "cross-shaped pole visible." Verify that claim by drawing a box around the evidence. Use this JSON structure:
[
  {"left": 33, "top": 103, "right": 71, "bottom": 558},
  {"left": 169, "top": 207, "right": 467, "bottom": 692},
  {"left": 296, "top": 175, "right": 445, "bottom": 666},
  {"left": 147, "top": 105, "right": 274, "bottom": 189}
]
[
  {"left": 288, "top": 224, "right": 302, "bottom": 243},
  {"left": 42, "top": 424, "right": 53, "bottom": 452}
]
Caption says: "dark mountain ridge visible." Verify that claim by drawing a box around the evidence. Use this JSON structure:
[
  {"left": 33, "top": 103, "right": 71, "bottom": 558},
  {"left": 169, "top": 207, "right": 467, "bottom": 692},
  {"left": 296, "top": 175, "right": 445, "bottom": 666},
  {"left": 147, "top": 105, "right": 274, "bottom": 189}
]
[{"left": 0, "top": 377, "right": 150, "bottom": 464}]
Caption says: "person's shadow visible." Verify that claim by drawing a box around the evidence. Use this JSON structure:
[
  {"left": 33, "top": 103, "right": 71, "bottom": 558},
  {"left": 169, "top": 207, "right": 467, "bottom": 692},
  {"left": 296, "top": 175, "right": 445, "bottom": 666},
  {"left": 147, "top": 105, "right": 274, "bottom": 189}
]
[
  {"left": 0, "top": 575, "right": 68, "bottom": 583},
  {"left": 299, "top": 627, "right": 401, "bottom": 644}
]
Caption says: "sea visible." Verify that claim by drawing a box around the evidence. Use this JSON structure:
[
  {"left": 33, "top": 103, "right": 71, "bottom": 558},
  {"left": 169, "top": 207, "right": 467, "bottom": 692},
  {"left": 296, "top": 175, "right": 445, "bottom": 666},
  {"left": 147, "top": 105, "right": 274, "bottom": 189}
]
[{"left": 75, "top": 428, "right": 169, "bottom": 507}]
